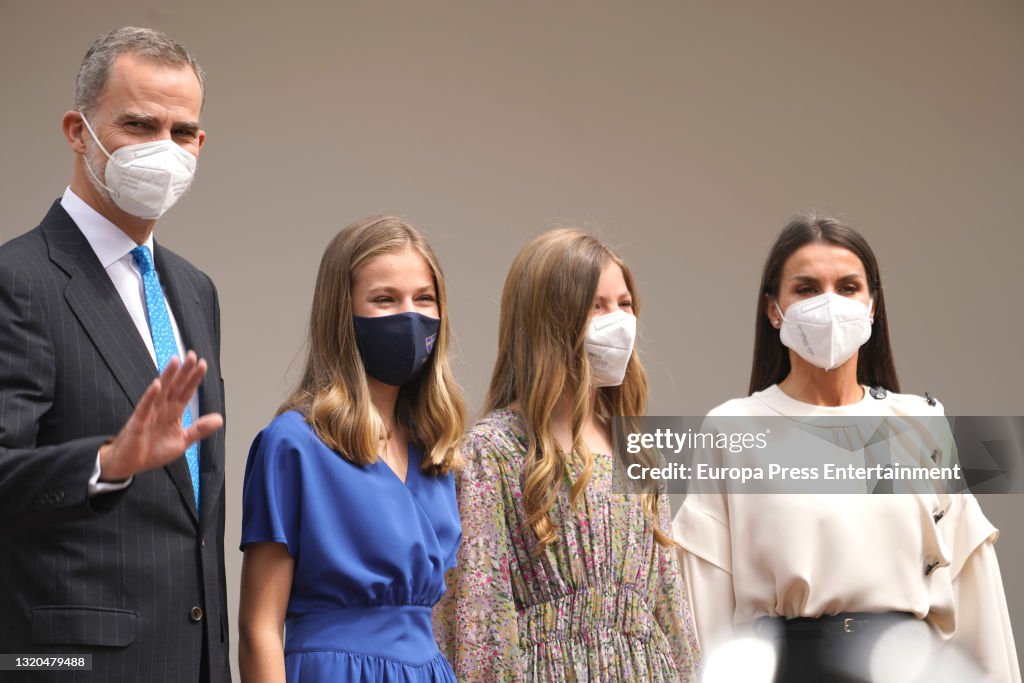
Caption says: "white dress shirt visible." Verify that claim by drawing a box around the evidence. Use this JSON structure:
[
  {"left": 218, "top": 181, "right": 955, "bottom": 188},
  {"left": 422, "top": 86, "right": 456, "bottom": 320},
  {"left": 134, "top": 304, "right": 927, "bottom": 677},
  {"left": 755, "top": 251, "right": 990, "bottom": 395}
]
[{"left": 61, "top": 187, "right": 201, "bottom": 494}]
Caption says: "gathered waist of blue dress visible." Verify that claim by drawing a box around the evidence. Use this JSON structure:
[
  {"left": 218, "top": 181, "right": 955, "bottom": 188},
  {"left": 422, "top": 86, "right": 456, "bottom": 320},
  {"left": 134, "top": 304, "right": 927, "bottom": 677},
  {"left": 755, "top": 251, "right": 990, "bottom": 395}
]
[{"left": 285, "top": 605, "right": 440, "bottom": 665}]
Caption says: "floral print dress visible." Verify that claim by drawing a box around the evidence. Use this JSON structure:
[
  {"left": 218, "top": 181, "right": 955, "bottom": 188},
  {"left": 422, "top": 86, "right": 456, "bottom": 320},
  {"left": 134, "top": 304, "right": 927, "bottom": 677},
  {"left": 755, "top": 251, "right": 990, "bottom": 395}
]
[{"left": 433, "top": 409, "right": 700, "bottom": 682}]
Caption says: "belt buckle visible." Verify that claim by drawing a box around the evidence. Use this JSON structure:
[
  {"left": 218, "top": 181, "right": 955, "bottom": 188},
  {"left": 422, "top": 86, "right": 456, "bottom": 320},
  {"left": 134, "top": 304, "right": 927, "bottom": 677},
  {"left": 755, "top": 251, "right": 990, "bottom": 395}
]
[{"left": 843, "top": 617, "right": 855, "bottom": 633}]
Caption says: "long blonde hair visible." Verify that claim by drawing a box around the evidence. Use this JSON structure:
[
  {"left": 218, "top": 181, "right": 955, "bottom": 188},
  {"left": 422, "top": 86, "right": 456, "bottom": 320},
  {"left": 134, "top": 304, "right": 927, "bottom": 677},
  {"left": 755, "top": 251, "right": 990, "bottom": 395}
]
[
  {"left": 485, "top": 228, "right": 673, "bottom": 552},
  {"left": 280, "top": 215, "right": 466, "bottom": 475}
]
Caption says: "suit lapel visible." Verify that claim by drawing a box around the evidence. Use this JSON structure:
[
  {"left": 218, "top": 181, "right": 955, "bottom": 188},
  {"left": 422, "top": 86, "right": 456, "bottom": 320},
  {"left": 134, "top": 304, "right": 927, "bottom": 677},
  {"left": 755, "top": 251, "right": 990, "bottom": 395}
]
[
  {"left": 44, "top": 203, "right": 157, "bottom": 412},
  {"left": 44, "top": 201, "right": 206, "bottom": 527},
  {"left": 199, "top": 470, "right": 224, "bottom": 531}
]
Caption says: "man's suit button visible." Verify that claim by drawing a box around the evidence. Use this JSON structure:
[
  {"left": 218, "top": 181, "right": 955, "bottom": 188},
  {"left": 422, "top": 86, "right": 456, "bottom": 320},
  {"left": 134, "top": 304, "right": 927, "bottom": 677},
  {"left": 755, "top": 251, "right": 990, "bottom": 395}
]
[
  {"left": 201, "top": 537, "right": 206, "bottom": 548},
  {"left": 190, "top": 606, "right": 204, "bottom": 622}
]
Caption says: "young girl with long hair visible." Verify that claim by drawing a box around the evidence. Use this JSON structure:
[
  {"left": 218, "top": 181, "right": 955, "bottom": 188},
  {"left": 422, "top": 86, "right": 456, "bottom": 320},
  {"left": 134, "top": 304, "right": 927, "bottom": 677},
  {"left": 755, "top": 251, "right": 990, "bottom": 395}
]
[
  {"left": 435, "top": 228, "right": 700, "bottom": 682},
  {"left": 239, "top": 216, "right": 466, "bottom": 682}
]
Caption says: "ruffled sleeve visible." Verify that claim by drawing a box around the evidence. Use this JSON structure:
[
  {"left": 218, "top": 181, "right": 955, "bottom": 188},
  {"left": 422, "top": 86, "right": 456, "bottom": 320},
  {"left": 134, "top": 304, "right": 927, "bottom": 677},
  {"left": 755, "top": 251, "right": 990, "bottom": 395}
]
[
  {"left": 433, "top": 431, "right": 520, "bottom": 682},
  {"left": 240, "top": 414, "right": 303, "bottom": 557},
  {"left": 673, "top": 487, "right": 735, "bottom": 657},
  {"left": 937, "top": 494, "right": 1021, "bottom": 682},
  {"left": 673, "top": 410, "right": 737, "bottom": 656}
]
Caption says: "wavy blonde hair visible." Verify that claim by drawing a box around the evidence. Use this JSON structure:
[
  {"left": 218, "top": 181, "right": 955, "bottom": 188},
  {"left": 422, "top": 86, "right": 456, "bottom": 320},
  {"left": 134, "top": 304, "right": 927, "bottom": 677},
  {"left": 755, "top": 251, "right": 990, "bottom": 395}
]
[
  {"left": 280, "top": 215, "right": 466, "bottom": 475},
  {"left": 485, "top": 228, "right": 673, "bottom": 552}
]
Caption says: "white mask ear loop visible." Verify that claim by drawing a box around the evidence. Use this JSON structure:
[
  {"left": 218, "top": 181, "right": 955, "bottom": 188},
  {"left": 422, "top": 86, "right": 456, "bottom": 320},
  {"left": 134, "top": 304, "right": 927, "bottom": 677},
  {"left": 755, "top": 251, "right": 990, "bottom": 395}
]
[
  {"left": 78, "top": 113, "right": 114, "bottom": 158},
  {"left": 78, "top": 112, "right": 117, "bottom": 194},
  {"left": 773, "top": 299, "right": 786, "bottom": 327}
]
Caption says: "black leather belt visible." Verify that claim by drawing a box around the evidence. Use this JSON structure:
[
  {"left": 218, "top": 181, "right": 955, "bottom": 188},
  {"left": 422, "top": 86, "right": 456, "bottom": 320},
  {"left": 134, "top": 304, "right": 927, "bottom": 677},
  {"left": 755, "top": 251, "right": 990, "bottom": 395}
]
[
  {"left": 756, "top": 611, "right": 916, "bottom": 635},
  {"left": 755, "top": 612, "right": 920, "bottom": 682}
]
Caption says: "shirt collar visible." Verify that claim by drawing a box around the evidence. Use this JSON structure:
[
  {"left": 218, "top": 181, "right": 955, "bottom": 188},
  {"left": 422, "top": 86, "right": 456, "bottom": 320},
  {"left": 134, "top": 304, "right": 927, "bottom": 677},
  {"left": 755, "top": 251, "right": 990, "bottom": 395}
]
[{"left": 60, "top": 186, "right": 155, "bottom": 269}]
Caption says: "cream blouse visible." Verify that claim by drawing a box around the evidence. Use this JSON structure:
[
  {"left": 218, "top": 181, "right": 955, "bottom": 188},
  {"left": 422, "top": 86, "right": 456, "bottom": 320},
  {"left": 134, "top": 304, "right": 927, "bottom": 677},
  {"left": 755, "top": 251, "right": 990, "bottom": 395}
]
[{"left": 672, "top": 385, "right": 1021, "bottom": 682}]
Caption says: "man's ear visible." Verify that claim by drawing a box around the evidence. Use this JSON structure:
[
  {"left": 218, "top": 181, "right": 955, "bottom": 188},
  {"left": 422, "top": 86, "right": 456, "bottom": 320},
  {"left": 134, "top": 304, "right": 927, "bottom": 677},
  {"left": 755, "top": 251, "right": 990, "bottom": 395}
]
[{"left": 62, "top": 111, "right": 87, "bottom": 154}]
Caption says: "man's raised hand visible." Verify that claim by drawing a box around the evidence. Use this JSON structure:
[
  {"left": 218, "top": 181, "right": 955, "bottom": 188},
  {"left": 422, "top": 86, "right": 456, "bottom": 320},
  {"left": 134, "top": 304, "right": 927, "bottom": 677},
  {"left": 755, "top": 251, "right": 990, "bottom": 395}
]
[{"left": 98, "top": 350, "right": 224, "bottom": 482}]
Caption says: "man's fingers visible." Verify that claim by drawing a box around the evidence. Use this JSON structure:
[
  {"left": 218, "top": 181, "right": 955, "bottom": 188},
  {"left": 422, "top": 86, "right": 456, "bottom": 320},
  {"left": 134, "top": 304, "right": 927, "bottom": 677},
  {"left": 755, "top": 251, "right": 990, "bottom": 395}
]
[
  {"left": 179, "top": 350, "right": 198, "bottom": 377},
  {"left": 185, "top": 413, "right": 224, "bottom": 444},
  {"left": 166, "top": 352, "right": 205, "bottom": 404},
  {"left": 163, "top": 352, "right": 191, "bottom": 396},
  {"left": 132, "top": 378, "right": 162, "bottom": 425},
  {"left": 159, "top": 354, "right": 181, "bottom": 384},
  {"left": 155, "top": 358, "right": 181, "bottom": 415},
  {"left": 178, "top": 356, "right": 207, "bottom": 403}
]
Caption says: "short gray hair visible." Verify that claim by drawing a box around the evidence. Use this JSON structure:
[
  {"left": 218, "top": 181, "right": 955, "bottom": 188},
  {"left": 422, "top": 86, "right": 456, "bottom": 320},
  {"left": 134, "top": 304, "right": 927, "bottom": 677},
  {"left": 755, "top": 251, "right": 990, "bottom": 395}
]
[{"left": 74, "top": 27, "right": 206, "bottom": 116}]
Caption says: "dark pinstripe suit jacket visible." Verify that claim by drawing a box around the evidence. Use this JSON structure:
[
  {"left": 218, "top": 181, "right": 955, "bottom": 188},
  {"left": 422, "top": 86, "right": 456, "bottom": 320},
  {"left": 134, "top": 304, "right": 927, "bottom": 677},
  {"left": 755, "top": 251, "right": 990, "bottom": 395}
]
[{"left": 0, "top": 200, "right": 230, "bottom": 682}]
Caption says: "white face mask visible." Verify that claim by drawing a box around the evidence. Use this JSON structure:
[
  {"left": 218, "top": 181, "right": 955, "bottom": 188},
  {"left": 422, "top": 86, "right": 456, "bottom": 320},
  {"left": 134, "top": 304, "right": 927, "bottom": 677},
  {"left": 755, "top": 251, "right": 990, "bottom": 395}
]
[
  {"left": 79, "top": 113, "right": 197, "bottom": 219},
  {"left": 775, "top": 292, "right": 873, "bottom": 371},
  {"left": 585, "top": 310, "right": 637, "bottom": 388}
]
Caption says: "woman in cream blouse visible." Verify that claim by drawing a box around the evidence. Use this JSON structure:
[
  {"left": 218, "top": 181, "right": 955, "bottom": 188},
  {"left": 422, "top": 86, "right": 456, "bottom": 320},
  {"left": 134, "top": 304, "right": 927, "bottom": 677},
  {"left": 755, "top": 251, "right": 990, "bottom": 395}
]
[{"left": 673, "top": 213, "right": 1020, "bottom": 682}]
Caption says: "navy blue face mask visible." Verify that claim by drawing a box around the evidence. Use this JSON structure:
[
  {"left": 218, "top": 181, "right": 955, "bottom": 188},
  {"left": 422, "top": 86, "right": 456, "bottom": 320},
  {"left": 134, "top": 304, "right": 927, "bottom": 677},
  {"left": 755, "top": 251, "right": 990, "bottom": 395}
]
[{"left": 352, "top": 312, "right": 441, "bottom": 386}]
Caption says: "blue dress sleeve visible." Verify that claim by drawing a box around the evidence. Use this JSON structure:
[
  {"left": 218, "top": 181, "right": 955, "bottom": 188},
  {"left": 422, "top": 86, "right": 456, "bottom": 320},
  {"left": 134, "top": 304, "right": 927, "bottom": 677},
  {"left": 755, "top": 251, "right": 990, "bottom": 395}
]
[{"left": 240, "top": 414, "right": 303, "bottom": 557}]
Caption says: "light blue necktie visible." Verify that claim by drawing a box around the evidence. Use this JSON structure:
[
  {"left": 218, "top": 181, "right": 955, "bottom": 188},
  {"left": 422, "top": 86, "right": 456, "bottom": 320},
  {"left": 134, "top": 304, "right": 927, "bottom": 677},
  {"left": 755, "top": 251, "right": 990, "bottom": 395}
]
[{"left": 131, "top": 245, "right": 200, "bottom": 510}]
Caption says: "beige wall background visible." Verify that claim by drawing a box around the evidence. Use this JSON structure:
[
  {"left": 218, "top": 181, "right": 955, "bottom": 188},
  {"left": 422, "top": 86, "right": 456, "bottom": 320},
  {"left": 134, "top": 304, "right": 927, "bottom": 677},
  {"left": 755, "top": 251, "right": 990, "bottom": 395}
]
[{"left": 2, "top": 0, "right": 1022, "bottom": 676}]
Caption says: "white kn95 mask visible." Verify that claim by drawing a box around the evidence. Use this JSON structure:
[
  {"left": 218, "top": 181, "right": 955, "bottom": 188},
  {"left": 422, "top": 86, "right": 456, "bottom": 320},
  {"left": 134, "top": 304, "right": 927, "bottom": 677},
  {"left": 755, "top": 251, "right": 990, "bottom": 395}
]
[
  {"left": 775, "top": 292, "right": 873, "bottom": 371},
  {"left": 79, "top": 112, "right": 197, "bottom": 220},
  {"left": 585, "top": 310, "right": 637, "bottom": 387}
]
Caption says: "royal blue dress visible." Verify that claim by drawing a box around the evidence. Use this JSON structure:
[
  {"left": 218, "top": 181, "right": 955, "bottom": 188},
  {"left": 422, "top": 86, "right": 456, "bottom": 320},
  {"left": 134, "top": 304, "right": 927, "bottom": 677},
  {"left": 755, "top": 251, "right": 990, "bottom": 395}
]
[{"left": 241, "top": 410, "right": 462, "bottom": 682}]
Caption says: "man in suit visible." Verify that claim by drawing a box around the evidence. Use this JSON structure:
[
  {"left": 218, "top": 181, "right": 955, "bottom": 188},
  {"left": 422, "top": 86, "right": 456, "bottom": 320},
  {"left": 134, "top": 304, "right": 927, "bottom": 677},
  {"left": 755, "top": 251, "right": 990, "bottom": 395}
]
[{"left": 0, "top": 27, "right": 229, "bottom": 682}]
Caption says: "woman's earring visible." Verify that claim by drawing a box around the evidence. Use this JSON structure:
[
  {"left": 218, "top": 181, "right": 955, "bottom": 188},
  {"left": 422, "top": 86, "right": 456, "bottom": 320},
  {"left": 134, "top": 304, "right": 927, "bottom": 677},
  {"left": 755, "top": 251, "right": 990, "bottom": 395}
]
[{"left": 773, "top": 320, "right": 781, "bottom": 328}]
